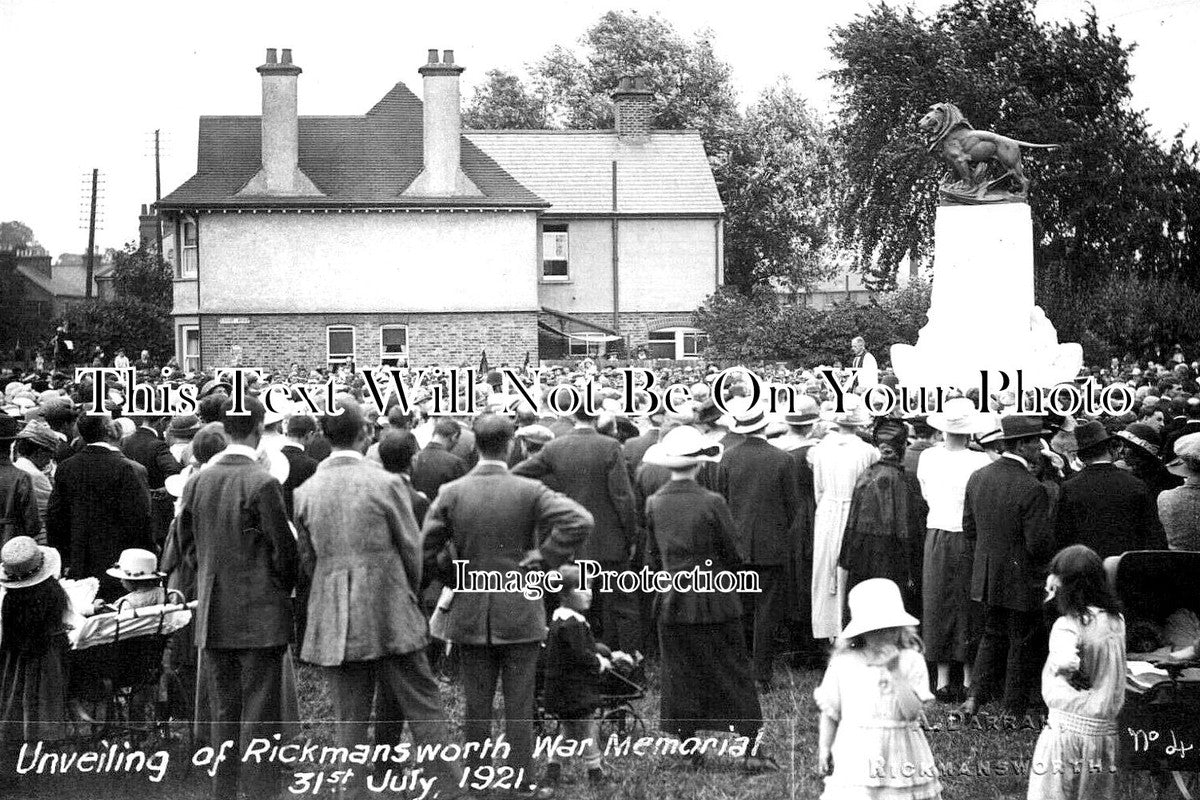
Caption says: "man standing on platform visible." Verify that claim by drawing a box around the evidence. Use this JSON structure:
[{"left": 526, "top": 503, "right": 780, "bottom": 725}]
[
  {"left": 961, "top": 415, "right": 1057, "bottom": 718},
  {"left": 848, "top": 336, "right": 879, "bottom": 394}
]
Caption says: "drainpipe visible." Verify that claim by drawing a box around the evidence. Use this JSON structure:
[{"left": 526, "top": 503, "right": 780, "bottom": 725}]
[{"left": 611, "top": 160, "right": 620, "bottom": 341}]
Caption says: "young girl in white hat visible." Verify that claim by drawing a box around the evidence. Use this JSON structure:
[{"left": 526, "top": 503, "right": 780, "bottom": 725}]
[{"left": 814, "top": 578, "right": 942, "bottom": 799}]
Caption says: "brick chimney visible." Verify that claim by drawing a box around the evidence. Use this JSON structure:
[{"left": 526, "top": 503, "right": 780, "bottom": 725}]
[
  {"left": 404, "top": 49, "right": 481, "bottom": 197},
  {"left": 138, "top": 204, "right": 160, "bottom": 250},
  {"left": 238, "top": 48, "right": 322, "bottom": 196},
  {"left": 612, "top": 77, "right": 654, "bottom": 141}
]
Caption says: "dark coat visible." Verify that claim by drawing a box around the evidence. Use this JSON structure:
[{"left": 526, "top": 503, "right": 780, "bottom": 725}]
[
  {"left": 1056, "top": 463, "right": 1165, "bottom": 558},
  {"left": 716, "top": 436, "right": 801, "bottom": 566},
  {"left": 411, "top": 442, "right": 467, "bottom": 500},
  {"left": 838, "top": 460, "right": 920, "bottom": 604},
  {"left": 47, "top": 445, "right": 153, "bottom": 592},
  {"left": 964, "top": 455, "right": 1057, "bottom": 612},
  {"left": 0, "top": 463, "right": 40, "bottom": 542},
  {"left": 543, "top": 610, "right": 602, "bottom": 717},
  {"left": 645, "top": 479, "right": 743, "bottom": 625},
  {"left": 623, "top": 429, "right": 659, "bottom": 479},
  {"left": 513, "top": 427, "right": 637, "bottom": 563},
  {"left": 120, "top": 427, "right": 181, "bottom": 490},
  {"left": 281, "top": 444, "right": 319, "bottom": 519},
  {"left": 421, "top": 463, "right": 592, "bottom": 646},
  {"left": 178, "top": 453, "right": 297, "bottom": 649}
]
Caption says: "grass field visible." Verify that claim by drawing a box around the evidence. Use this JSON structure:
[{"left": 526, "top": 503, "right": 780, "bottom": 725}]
[{"left": 6, "top": 658, "right": 1186, "bottom": 799}]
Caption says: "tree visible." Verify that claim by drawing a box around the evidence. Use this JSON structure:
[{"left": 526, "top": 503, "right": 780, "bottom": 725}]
[
  {"left": 827, "top": 0, "right": 1200, "bottom": 290},
  {"left": 62, "top": 298, "right": 173, "bottom": 366},
  {"left": 720, "top": 80, "right": 840, "bottom": 292},
  {"left": 110, "top": 241, "right": 172, "bottom": 307},
  {"left": 464, "top": 69, "right": 548, "bottom": 130},
  {"left": 462, "top": 11, "right": 838, "bottom": 292},
  {"left": 0, "top": 221, "right": 35, "bottom": 250}
]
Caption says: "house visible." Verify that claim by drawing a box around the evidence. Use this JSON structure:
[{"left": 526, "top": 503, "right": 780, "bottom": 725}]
[{"left": 156, "top": 48, "right": 723, "bottom": 373}]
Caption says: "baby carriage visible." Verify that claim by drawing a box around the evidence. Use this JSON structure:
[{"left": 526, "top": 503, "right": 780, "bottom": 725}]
[
  {"left": 66, "top": 587, "right": 197, "bottom": 745},
  {"left": 534, "top": 647, "right": 649, "bottom": 740},
  {"left": 1105, "top": 551, "right": 1200, "bottom": 799}
]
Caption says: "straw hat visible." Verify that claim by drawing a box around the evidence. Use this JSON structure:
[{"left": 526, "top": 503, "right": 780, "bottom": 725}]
[
  {"left": 1166, "top": 432, "right": 1200, "bottom": 478},
  {"left": 997, "top": 415, "right": 1050, "bottom": 441},
  {"left": 727, "top": 404, "right": 771, "bottom": 435},
  {"left": 0, "top": 537, "right": 61, "bottom": 589},
  {"left": 1116, "top": 423, "right": 1161, "bottom": 458},
  {"left": 515, "top": 424, "right": 555, "bottom": 445},
  {"left": 927, "top": 397, "right": 990, "bottom": 435},
  {"left": 14, "top": 418, "right": 60, "bottom": 451},
  {"left": 819, "top": 394, "right": 873, "bottom": 427},
  {"left": 106, "top": 548, "right": 164, "bottom": 581},
  {"left": 840, "top": 578, "right": 919, "bottom": 640},
  {"left": 642, "top": 426, "right": 724, "bottom": 469}
]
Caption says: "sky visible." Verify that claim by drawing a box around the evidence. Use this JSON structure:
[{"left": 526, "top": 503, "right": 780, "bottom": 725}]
[{"left": 1, "top": 0, "right": 1196, "bottom": 257}]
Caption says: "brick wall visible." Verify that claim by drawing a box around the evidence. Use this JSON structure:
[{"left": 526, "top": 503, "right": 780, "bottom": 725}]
[{"left": 198, "top": 311, "right": 538, "bottom": 371}]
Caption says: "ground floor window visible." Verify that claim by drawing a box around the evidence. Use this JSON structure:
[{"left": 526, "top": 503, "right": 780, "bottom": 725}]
[
  {"left": 327, "top": 325, "right": 356, "bottom": 369},
  {"left": 380, "top": 325, "right": 409, "bottom": 367},
  {"left": 647, "top": 327, "right": 708, "bottom": 360},
  {"left": 179, "top": 324, "right": 200, "bottom": 373}
]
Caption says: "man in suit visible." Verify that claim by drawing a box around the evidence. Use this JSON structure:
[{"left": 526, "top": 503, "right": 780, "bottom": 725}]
[
  {"left": 848, "top": 336, "right": 879, "bottom": 394},
  {"left": 280, "top": 413, "right": 319, "bottom": 519},
  {"left": 412, "top": 418, "right": 467, "bottom": 500},
  {"left": 623, "top": 406, "right": 664, "bottom": 480},
  {"left": 47, "top": 413, "right": 152, "bottom": 600},
  {"left": 120, "top": 414, "right": 182, "bottom": 546},
  {"left": 1164, "top": 396, "right": 1200, "bottom": 462},
  {"left": 423, "top": 413, "right": 592, "bottom": 799},
  {"left": 295, "top": 399, "right": 460, "bottom": 798},
  {"left": 177, "top": 396, "right": 296, "bottom": 800},
  {"left": 1056, "top": 420, "right": 1164, "bottom": 558},
  {"left": 961, "top": 415, "right": 1057, "bottom": 718},
  {"left": 513, "top": 386, "right": 640, "bottom": 653},
  {"left": 717, "top": 405, "right": 801, "bottom": 688}
]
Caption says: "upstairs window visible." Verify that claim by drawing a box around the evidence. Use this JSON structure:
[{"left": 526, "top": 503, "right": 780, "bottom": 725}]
[
  {"left": 542, "top": 223, "right": 569, "bottom": 282},
  {"left": 180, "top": 217, "right": 198, "bottom": 278},
  {"left": 380, "top": 325, "right": 409, "bottom": 367},
  {"left": 327, "top": 325, "right": 356, "bottom": 369}
]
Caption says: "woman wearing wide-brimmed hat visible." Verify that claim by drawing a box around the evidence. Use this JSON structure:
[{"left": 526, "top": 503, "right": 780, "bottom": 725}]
[
  {"left": 917, "top": 398, "right": 994, "bottom": 702},
  {"left": 0, "top": 537, "right": 68, "bottom": 776},
  {"left": 808, "top": 395, "right": 879, "bottom": 641},
  {"left": 642, "top": 427, "right": 777, "bottom": 772},
  {"left": 1158, "top": 432, "right": 1200, "bottom": 552}
]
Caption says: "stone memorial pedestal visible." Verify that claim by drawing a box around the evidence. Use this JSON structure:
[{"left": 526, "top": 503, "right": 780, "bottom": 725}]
[{"left": 891, "top": 203, "right": 1082, "bottom": 391}]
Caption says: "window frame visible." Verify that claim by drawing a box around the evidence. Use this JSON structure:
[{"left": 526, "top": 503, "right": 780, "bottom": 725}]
[
  {"left": 180, "top": 325, "right": 201, "bottom": 373},
  {"left": 541, "top": 222, "right": 570, "bottom": 283},
  {"left": 647, "top": 326, "right": 708, "bottom": 360},
  {"left": 180, "top": 215, "right": 198, "bottom": 279},
  {"left": 379, "top": 324, "right": 409, "bottom": 368},
  {"left": 326, "top": 324, "right": 357, "bottom": 369}
]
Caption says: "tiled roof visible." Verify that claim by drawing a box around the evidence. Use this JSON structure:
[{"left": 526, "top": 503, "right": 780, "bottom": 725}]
[
  {"left": 158, "top": 83, "right": 546, "bottom": 209},
  {"left": 465, "top": 130, "right": 724, "bottom": 215},
  {"left": 16, "top": 265, "right": 86, "bottom": 298}
]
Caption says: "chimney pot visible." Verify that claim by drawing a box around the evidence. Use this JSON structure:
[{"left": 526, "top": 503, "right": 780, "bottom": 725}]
[
  {"left": 266, "top": 48, "right": 277, "bottom": 64},
  {"left": 443, "top": 49, "right": 455, "bottom": 64},
  {"left": 427, "top": 49, "right": 439, "bottom": 64},
  {"left": 281, "top": 48, "right": 292, "bottom": 64}
]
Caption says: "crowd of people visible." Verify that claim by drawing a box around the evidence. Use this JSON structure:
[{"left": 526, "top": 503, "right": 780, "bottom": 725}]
[{"left": 0, "top": 337, "right": 1199, "bottom": 800}]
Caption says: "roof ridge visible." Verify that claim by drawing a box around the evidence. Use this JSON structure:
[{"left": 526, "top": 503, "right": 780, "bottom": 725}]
[{"left": 464, "top": 129, "right": 702, "bottom": 136}]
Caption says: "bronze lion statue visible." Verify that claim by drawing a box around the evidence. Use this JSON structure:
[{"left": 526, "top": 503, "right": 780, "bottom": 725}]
[{"left": 919, "top": 102, "right": 1059, "bottom": 201}]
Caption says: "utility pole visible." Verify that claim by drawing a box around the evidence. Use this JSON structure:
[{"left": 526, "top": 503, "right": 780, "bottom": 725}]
[
  {"left": 154, "top": 129, "right": 164, "bottom": 256},
  {"left": 85, "top": 168, "right": 98, "bottom": 299}
]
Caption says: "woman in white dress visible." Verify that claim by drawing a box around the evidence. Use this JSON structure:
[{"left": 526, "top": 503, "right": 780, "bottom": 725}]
[{"left": 809, "top": 396, "right": 879, "bottom": 641}]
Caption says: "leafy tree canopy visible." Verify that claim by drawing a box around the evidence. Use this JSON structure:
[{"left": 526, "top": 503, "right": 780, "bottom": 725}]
[
  {"left": 827, "top": 0, "right": 1200, "bottom": 289},
  {"left": 111, "top": 241, "right": 172, "bottom": 308},
  {"left": 0, "top": 221, "right": 36, "bottom": 250}
]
